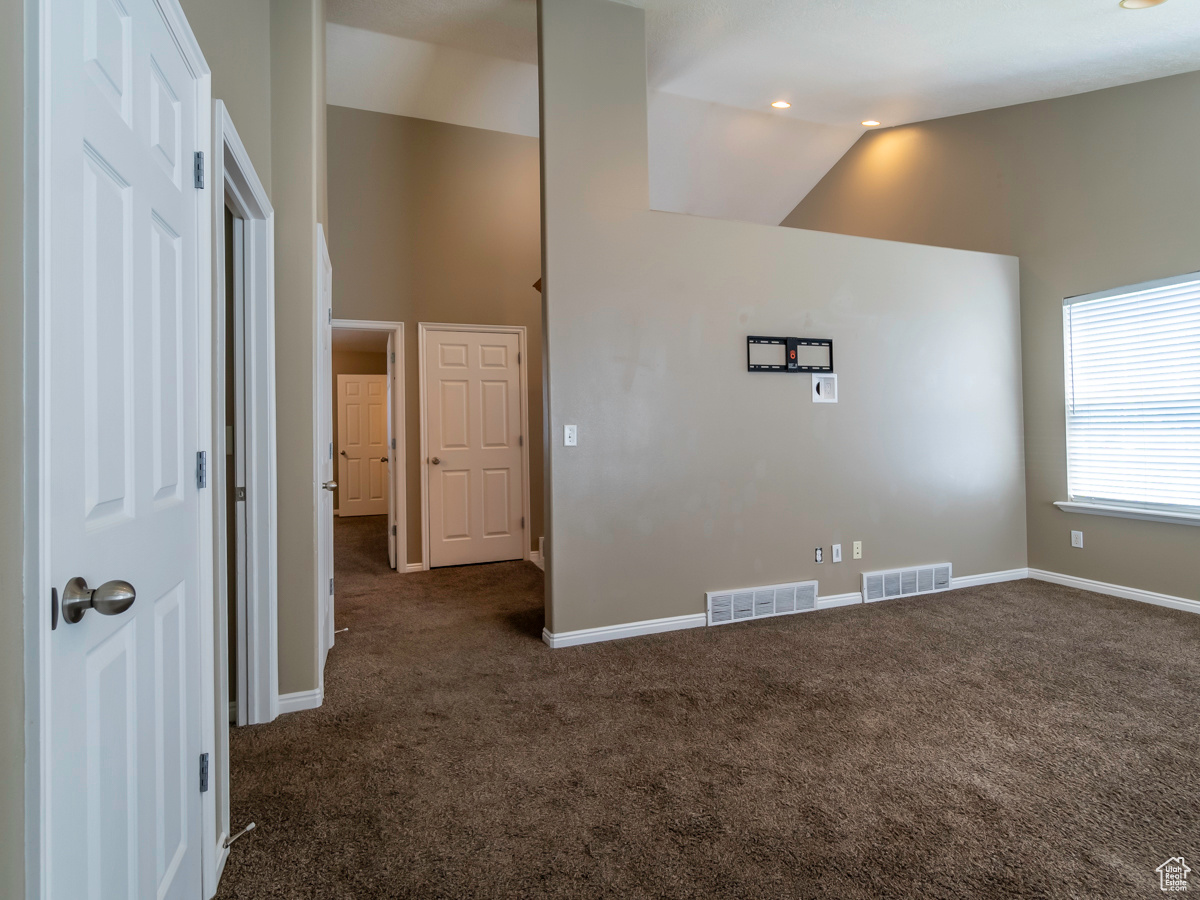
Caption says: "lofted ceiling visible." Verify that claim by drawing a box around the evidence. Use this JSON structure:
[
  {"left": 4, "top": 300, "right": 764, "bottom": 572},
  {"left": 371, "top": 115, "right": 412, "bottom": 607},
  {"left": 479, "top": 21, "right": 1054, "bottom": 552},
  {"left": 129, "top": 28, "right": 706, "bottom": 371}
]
[
  {"left": 328, "top": 0, "right": 1200, "bottom": 127},
  {"left": 326, "top": 0, "right": 1200, "bottom": 222}
]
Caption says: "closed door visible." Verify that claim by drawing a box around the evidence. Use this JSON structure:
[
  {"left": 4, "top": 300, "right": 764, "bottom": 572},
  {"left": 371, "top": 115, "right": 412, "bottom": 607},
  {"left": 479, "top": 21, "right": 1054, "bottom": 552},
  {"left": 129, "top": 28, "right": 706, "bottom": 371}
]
[
  {"left": 45, "top": 0, "right": 208, "bottom": 897},
  {"left": 337, "top": 374, "right": 390, "bottom": 516},
  {"left": 425, "top": 329, "right": 526, "bottom": 567}
]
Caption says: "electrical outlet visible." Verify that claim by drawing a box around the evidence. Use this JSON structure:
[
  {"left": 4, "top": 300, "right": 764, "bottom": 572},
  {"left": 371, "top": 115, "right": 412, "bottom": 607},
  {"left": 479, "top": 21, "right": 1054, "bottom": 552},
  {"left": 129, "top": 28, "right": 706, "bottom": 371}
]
[
  {"left": 1071, "top": 530, "right": 1083, "bottom": 549},
  {"left": 832, "top": 543, "right": 842, "bottom": 563},
  {"left": 815, "top": 547, "right": 824, "bottom": 564},
  {"left": 852, "top": 541, "right": 862, "bottom": 560},
  {"left": 564, "top": 424, "right": 577, "bottom": 447}
]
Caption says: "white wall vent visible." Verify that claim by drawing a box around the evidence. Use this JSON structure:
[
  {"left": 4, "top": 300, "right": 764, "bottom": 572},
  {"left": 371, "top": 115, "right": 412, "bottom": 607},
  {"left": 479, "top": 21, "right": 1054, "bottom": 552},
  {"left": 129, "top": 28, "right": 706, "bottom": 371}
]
[
  {"left": 707, "top": 579, "right": 818, "bottom": 626},
  {"left": 862, "top": 563, "right": 952, "bottom": 603}
]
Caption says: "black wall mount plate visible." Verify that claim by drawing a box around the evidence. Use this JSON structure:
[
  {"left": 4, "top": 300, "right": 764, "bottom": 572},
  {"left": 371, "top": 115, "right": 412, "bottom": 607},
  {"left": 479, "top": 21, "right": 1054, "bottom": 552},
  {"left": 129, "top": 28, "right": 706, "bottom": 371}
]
[{"left": 747, "top": 335, "right": 833, "bottom": 372}]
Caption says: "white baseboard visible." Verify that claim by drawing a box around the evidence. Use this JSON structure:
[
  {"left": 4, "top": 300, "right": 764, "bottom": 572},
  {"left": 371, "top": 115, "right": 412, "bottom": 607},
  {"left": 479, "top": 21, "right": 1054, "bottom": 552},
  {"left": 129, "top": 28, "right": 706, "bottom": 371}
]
[
  {"left": 276, "top": 687, "right": 323, "bottom": 715},
  {"left": 1028, "top": 568, "right": 1200, "bottom": 615},
  {"left": 950, "top": 567, "right": 1030, "bottom": 590},
  {"left": 543, "top": 613, "right": 707, "bottom": 648},
  {"left": 529, "top": 550, "right": 544, "bottom": 571},
  {"left": 816, "top": 591, "right": 862, "bottom": 609},
  {"left": 404, "top": 562, "right": 424, "bottom": 573}
]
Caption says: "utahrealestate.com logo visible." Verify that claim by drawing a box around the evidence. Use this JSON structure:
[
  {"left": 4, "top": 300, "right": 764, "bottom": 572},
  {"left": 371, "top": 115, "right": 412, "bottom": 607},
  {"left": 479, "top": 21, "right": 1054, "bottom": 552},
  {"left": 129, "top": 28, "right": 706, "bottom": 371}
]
[{"left": 1158, "top": 857, "right": 1192, "bottom": 893}]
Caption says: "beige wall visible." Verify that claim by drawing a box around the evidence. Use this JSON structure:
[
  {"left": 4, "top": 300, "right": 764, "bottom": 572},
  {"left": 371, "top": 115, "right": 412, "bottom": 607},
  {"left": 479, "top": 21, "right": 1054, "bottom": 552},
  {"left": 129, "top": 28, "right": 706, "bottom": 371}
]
[
  {"left": 539, "top": 0, "right": 1027, "bottom": 635},
  {"left": 783, "top": 70, "right": 1200, "bottom": 601},
  {"left": 1, "top": 0, "right": 24, "bottom": 893},
  {"left": 271, "top": 0, "right": 328, "bottom": 695},
  {"left": 326, "top": 106, "right": 545, "bottom": 563},
  {"left": 331, "top": 349, "right": 388, "bottom": 510},
  {"left": 179, "top": 0, "right": 273, "bottom": 196}
]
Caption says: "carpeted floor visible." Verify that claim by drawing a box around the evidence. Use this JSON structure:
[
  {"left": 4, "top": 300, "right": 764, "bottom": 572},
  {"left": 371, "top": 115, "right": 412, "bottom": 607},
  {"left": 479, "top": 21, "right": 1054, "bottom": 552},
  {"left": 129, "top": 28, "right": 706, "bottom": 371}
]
[{"left": 217, "top": 515, "right": 1199, "bottom": 899}]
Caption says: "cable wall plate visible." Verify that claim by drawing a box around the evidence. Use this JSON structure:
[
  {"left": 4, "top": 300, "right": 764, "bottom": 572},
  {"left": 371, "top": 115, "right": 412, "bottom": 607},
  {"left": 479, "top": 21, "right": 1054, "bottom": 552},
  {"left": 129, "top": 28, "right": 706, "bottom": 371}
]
[{"left": 747, "top": 335, "right": 833, "bottom": 372}]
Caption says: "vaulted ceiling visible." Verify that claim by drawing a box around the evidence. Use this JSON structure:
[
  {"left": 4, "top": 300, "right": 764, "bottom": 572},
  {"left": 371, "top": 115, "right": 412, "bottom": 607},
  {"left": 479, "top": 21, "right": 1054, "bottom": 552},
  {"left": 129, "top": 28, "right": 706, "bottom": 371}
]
[{"left": 326, "top": 0, "right": 1200, "bottom": 222}]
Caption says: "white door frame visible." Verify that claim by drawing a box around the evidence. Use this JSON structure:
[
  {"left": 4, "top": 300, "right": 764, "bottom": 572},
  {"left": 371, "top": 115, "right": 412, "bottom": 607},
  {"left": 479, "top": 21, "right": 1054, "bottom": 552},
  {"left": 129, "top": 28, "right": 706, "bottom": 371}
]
[
  {"left": 22, "top": 2, "right": 216, "bottom": 898},
  {"left": 332, "top": 319, "right": 406, "bottom": 568},
  {"left": 209, "top": 101, "right": 277, "bottom": 881},
  {"left": 417, "top": 323, "right": 532, "bottom": 571}
]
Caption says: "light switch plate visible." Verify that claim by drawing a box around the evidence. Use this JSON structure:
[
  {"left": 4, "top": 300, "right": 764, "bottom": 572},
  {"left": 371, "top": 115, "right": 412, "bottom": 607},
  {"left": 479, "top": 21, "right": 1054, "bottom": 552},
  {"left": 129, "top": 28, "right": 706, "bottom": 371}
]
[
  {"left": 832, "top": 543, "right": 842, "bottom": 563},
  {"left": 564, "top": 424, "right": 577, "bottom": 447}
]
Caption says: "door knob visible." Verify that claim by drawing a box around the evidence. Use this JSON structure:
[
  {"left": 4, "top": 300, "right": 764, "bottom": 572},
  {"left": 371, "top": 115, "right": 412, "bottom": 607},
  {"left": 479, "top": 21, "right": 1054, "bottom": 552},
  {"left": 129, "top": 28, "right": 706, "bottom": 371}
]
[
  {"left": 381, "top": 456, "right": 388, "bottom": 463},
  {"left": 430, "top": 457, "right": 441, "bottom": 465},
  {"left": 339, "top": 449, "right": 347, "bottom": 457},
  {"left": 322, "top": 481, "right": 337, "bottom": 491},
  {"left": 61, "top": 576, "right": 136, "bottom": 625}
]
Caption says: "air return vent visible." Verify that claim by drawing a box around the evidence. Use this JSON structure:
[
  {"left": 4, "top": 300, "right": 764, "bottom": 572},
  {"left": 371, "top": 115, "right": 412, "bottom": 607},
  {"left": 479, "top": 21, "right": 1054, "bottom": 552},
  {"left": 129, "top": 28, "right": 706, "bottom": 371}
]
[
  {"left": 707, "top": 579, "right": 818, "bottom": 626},
  {"left": 862, "top": 563, "right": 952, "bottom": 603}
]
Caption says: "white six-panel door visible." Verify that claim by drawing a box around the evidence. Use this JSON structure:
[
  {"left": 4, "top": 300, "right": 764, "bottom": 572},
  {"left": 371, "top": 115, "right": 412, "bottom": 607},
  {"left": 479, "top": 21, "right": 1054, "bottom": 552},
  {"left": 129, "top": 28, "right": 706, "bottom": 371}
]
[
  {"left": 337, "top": 374, "right": 390, "bottom": 517},
  {"left": 46, "top": 0, "right": 208, "bottom": 898},
  {"left": 424, "top": 329, "right": 526, "bottom": 567}
]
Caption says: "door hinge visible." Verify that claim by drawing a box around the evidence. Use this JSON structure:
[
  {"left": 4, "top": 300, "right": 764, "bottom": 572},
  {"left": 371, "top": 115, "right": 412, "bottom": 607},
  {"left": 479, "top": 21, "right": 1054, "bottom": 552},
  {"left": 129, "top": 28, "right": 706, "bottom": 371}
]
[
  {"left": 195, "top": 451, "right": 207, "bottom": 489},
  {"left": 391, "top": 525, "right": 397, "bottom": 536},
  {"left": 327, "top": 308, "right": 332, "bottom": 324},
  {"left": 329, "top": 442, "right": 333, "bottom": 460},
  {"left": 329, "top": 577, "right": 334, "bottom": 595},
  {"left": 518, "top": 435, "right": 523, "bottom": 447},
  {"left": 391, "top": 437, "right": 396, "bottom": 450},
  {"left": 390, "top": 352, "right": 396, "bottom": 364},
  {"left": 235, "top": 486, "right": 246, "bottom": 501},
  {"left": 193, "top": 151, "right": 204, "bottom": 189},
  {"left": 199, "top": 753, "right": 209, "bottom": 793},
  {"left": 517, "top": 351, "right": 521, "bottom": 364},
  {"left": 520, "top": 516, "right": 526, "bottom": 529}
]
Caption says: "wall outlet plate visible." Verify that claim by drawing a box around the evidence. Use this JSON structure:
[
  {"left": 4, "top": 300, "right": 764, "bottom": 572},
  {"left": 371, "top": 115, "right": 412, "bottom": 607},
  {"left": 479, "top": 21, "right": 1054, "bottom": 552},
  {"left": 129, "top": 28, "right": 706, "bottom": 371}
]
[
  {"left": 815, "top": 547, "right": 824, "bottom": 564},
  {"left": 852, "top": 541, "right": 862, "bottom": 560},
  {"left": 1071, "top": 530, "right": 1083, "bottom": 548}
]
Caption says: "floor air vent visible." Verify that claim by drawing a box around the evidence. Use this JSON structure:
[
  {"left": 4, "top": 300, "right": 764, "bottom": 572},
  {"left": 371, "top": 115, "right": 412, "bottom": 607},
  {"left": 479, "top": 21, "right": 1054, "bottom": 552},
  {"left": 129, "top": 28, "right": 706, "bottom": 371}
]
[
  {"left": 862, "top": 563, "right": 952, "bottom": 603},
  {"left": 707, "top": 580, "right": 818, "bottom": 626}
]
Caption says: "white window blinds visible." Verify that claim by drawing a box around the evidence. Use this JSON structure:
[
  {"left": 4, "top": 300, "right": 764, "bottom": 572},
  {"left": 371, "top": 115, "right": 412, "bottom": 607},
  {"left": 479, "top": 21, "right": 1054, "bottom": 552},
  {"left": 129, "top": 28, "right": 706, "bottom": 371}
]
[{"left": 1064, "top": 272, "right": 1200, "bottom": 512}]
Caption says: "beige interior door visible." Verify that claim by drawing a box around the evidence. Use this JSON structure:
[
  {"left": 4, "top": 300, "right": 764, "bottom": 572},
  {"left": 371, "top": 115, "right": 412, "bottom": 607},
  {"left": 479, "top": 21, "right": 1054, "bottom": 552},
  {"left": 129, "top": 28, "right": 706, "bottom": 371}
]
[
  {"left": 337, "top": 374, "right": 390, "bottom": 517},
  {"left": 425, "top": 329, "right": 525, "bottom": 567}
]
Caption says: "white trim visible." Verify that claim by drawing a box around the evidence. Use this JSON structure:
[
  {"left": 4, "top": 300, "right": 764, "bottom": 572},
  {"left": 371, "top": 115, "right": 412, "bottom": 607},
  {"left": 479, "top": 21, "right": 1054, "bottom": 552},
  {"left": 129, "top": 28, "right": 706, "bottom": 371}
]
[
  {"left": 1028, "top": 569, "right": 1200, "bottom": 615},
  {"left": 950, "top": 568, "right": 1030, "bottom": 589},
  {"left": 331, "top": 318, "right": 407, "bottom": 569},
  {"left": 529, "top": 550, "right": 544, "bottom": 571},
  {"left": 405, "top": 562, "right": 425, "bottom": 573},
  {"left": 543, "top": 614, "right": 708, "bottom": 648},
  {"left": 213, "top": 102, "right": 278, "bottom": 729},
  {"left": 418, "top": 322, "right": 532, "bottom": 571},
  {"left": 816, "top": 592, "right": 862, "bottom": 609},
  {"left": 1054, "top": 501, "right": 1200, "bottom": 527},
  {"left": 276, "top": 687, "right": 325, "bottom": 715}
]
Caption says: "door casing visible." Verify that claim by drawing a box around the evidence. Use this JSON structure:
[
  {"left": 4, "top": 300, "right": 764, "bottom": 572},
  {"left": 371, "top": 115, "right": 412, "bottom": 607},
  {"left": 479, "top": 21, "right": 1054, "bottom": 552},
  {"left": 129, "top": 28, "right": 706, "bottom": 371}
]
[{"left": 417, "top": 323, "right": 532, "bottom": 572}]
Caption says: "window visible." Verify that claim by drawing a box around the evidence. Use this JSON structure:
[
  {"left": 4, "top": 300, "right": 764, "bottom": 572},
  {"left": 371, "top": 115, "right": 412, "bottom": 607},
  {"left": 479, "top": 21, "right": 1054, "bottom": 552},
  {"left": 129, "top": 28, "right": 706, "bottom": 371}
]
[{"left": 1063, "top": 271, "right": 1200, "bottom": 519}]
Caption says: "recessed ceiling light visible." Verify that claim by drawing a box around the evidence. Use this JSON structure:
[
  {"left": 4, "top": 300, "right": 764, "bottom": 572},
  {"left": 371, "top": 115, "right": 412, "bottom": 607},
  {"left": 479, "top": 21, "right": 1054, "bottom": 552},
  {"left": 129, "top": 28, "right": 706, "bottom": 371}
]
[
  {"left": 771, "top": 100, "right": 791, "bottom": 109},
  {"left": 1119, "top": 0, "right": 1166, "bottom": 8},
  {"left": 861, "top": 120, "right": 881, "bottom": 127}
]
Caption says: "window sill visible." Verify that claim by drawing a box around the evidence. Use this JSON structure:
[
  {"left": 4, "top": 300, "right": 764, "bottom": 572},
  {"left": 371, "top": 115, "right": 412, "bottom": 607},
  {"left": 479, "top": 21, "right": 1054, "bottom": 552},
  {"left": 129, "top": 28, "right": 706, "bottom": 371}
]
[{"left": 1054, "top": 501, "right": 1200, "bottom": 527}]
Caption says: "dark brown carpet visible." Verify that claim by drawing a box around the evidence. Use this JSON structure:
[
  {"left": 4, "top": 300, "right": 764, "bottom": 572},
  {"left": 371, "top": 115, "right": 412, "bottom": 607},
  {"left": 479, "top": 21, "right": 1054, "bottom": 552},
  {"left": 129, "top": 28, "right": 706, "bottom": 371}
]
[{"left": 217, "top": 515, "right": 1200, "bottom": 899}]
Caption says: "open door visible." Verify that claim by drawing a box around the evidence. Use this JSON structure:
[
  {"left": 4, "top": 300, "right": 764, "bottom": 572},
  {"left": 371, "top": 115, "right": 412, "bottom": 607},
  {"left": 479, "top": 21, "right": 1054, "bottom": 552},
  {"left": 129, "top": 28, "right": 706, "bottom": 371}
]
[
  {"left": 317, "top": 226, "right": 335, "bottom": 663},
  {"left": 387, "top": 331, "right": 398, "bottom": 569},
  {"left": 41, "top": 0, "right": 212, "bottom": 897}
]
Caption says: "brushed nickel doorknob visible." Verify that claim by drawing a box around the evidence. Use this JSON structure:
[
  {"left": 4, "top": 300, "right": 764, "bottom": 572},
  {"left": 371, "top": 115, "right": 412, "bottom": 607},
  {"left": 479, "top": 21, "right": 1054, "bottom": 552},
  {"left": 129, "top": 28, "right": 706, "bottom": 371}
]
[
  {"left": 430, "top": 457, "right": 441, "bottom": 465},
  {"left": 61, "top": 576, "right": 136, "bottom": 625},
  {"left": 322, "top": 480, "right": 337, "bottom": 491}
]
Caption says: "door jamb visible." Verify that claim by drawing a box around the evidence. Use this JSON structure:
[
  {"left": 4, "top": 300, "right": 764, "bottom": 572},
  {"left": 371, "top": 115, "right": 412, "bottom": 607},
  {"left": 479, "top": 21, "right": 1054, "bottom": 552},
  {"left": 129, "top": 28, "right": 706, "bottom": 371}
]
[
  {"left": 23, "top": 3, "right": 215, "bottom": 899},
  {"left": 331, "top": 319, "right": 406, "bottom": 567},
  {"left": 209, "top": 101, "right": 277, "bottom": 885},
  {"left": 417, "top": 323, "right": 532, "bottom": 572}
]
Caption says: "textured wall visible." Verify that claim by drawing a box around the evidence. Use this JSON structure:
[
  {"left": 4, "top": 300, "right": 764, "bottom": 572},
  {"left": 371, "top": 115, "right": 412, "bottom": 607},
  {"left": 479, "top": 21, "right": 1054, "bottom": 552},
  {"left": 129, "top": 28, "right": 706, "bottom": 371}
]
[
  {"left": 326, "top": 106, "right": 544, "bottom": 563},
  {"left": 538, "top": 0, "right": 1027, "bottom": 635},
  {"left": 784, "top": 70, "right": 1200, "bottom": 601}
]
